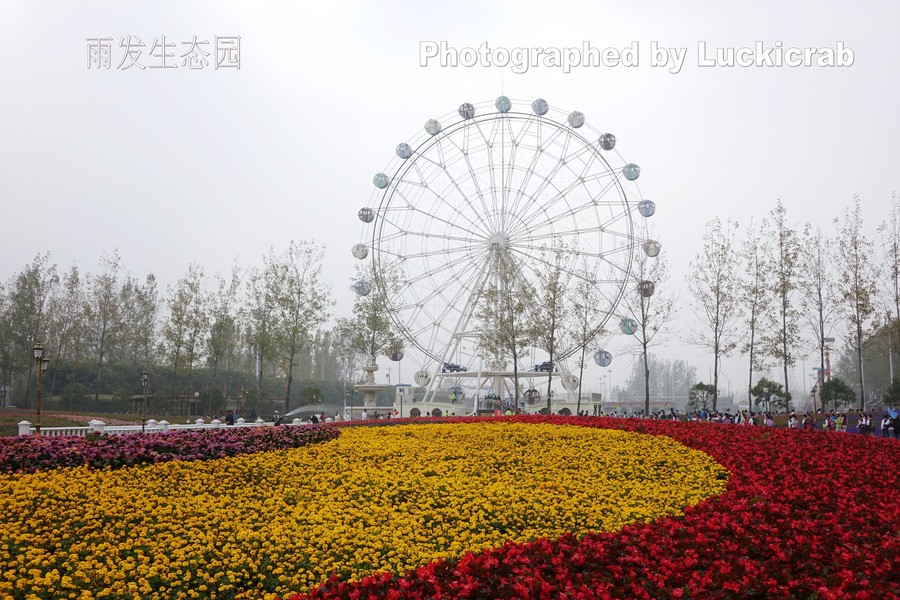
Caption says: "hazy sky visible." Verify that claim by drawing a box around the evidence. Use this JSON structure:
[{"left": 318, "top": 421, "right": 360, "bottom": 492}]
[{"left": 2, "top": 1, "right": 898, "bottom": 402}]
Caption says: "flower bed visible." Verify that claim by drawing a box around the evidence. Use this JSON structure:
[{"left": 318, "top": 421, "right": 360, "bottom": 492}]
[
  {"left": 0, "top": 416, "right": 897, "bottom": 599},
  {"left": 0, "top": 424, "right": 339, "bottom": 473},
  {"left": 297, "top": 415, "right": 900, "bottom": 599},
  {"left": 0, "top": 421, "right": 723, "bottom": 599}
]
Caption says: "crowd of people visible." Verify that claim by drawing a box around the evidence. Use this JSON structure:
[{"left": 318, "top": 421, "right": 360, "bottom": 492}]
[{"left": 573, "top": 407, "right": 899, "bottom": 437}]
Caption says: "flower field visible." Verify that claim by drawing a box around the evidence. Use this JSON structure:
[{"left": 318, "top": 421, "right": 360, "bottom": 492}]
[{"left": 0, "top": 416, "right": 897, "bottom": 599}]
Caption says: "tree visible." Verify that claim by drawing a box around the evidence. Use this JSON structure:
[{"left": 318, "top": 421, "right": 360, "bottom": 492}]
[
  {"left": 800, "top": 225, "right": 836, "bottom": 410},
  {"left": 530, "top": 244, "right": 571, "bottom": 414},
  {"left": 206, "top": 264, "right": 242, "bottom": 377},
  {"left": 569, "top": 261, "right": 606, "bottom": 415},
  {"left": 687, "top": 218, "right": 741, "bottom": 411},
  {"left": 884, "top": 377, "right": 900, "bottom": 407},
  {"left": 45, "top": 265, "right": 86, "bottom": 398},
  {"left": 763, "top": 200, "right": 803, "bottom": 405},
  {"left": 623, "top": 355, "right": 697, "bottom": 405},
  {"left": 245, "top": 260, "right": 278, "bottom": 394},
  {"left": 84, "top": 250, "right": 124, "bottom": 408},
  {"left": 877, "top": 192, "right": 900, "bottom": 382},
  {"left": 344, "top": 263, "right": 404, "bottom": 369},
  {"left": 821, "top": 377, "right": 856, "bottom": 410},
  {"left": 623, "top": 244, "right": 677, "bottom": 415},
  {"left": 162, "top": 262, "right": 209, "bottom": 404},
  {"left": 833, "top": 196, "right": 878, "bottom": 410},
  {"left": 750, "top": 377, "right": 790, "bottom": 412},
  {"left": 0, "top": 253, "right": 58, "bottom": 406},
  {"left": 687, "top": 382, "right": 716, "bottom": 412},
  {"left": 476, "top": 249, "right": 534, "bottom": 408},
  {"left": 740, "top": 218, "right": 772, "bottom": 406},
  {"left": 119, "top": 273, "right": 160, "bottom": 367},
  {"left": 268, "top": 240, "right": 333, "bottom": 413}
]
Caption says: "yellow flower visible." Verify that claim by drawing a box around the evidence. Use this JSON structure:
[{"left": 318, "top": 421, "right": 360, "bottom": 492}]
[{"left": 0, "top": 422, "right": 727, "bottom": 598}]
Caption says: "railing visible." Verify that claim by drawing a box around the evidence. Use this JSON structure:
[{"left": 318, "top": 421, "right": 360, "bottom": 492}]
[{"left": 16, "top": 417, "right": 310, "bottom": 437}]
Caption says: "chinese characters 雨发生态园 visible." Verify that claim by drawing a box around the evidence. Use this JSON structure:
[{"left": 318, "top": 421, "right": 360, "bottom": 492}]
[{"left": 86, "top": 36, "right": 241, "bottom": 70}]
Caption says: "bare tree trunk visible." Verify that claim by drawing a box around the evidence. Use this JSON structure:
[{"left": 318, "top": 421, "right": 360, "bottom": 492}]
[
  {"left": 642, "top": 346, "right": 650, "bottom": 415},
  {"left": 857, "top": 323, "right": 866, "bottom": 410},
  {"left": 285, "top": 345, "right": 297, "bottom": 414}
]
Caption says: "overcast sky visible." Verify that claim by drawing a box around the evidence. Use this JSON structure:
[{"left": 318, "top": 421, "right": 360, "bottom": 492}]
[{"left": 2, "top": 1, "right": 898, "bottom": 402}]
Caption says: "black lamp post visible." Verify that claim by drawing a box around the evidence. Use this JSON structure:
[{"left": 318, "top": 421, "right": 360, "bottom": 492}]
[
  {"left": 763, "top": 386, "right": 771, "bottom": 413},
  {"left": 140, "top": 371, "right": 149, "bottom": 434},
  {"left": 32, "top": 343, "right": 49, "bottom": 434}
]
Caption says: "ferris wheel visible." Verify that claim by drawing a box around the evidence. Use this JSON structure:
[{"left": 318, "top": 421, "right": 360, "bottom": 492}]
[{"left": 353, "top": 96, "right": 658, "bottom": 391}]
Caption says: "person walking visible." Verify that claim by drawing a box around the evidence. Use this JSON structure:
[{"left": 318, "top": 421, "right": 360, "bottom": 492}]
[{"left": 881, "top": 414, "right": 893, "bottom": 438}]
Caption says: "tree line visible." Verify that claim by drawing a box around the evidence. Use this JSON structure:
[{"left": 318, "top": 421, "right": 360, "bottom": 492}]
[
  {"left": 2, "top": 194, "right": 898, "bottom": 417},
  {"left": 0, "top": 241, "right": 361, "bottom": 416},
  {"left": 686, "top": 195, "right": 900, "bottom": 412}
]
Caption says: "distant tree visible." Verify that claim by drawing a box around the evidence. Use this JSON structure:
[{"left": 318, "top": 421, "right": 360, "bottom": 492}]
[
  {"left": 833, "top": 196, "right": 879, "bottom": 410},
  {"left": 333, "top": 317, "right": 367, "bottom": 390},
  {"left": 207, "top": 264, "right": 242, "bottom": 378},
  {"left": 624, "top": 355, "right": 697, "bottom": 403},
  {"left": 687, "top": 382, "right": 716, "bottom": 412},
  {"left": 624, "top": 243, "right": 677, "bottom": 415},
  {"left": 800, "top": 225, "right": 836, "bottom": 410},
  {"left": 687, "top": 218, "right": 741, "bottom": 411},
  {"left": 45, "top": 265, "right": 86, "bottom": 397},
  {"left": 877, "top": 193, "right": 900, "bottom": 380},
  {"left": 245, "top": 259, "right": 278, "bottom": 393},
  {"left": 268, "top": 240, "right": 333, "bottom": 413},
  {"left": 750, "top": 377, "right": 790, "bottom": 412},
  {"left": 162, "top": 262, "right": 208, "bottom": 404},
  {"left": 119, "top": 273, "right": 160, "bottom": 367},
  {"left": 763, "top": 200, "right": 803, "bottom": 405},
  {"left": 0, "top": 253, "right": 58, "bottom": 406},
  {"left": 821, "top": 377, "right": 856, "bottom": 410},
  {"left": 884, "top": 377, "right": 900, "bottom": 407},
  {"left": 740, "top": 218, "right": 772, "bottom": 407},
  {"left": 85, "top": 250, "right": 124, "bottom": 408}
]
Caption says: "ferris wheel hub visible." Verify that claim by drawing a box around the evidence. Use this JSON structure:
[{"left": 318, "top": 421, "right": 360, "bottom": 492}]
[{"left": 487, "top": 233, "right": 510, "bottom": 249}]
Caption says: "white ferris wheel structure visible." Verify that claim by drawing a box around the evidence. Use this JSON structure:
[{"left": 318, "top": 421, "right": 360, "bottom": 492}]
[{"left": 353, "top": 96, "right": 660, "bottom": 405}]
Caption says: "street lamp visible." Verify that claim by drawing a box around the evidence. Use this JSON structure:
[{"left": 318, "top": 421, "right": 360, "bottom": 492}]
[
  {"left": 140, "top": 371, "right": 149, "bottom": 434},
  {"left": 763, "top": 386, "right": 770, "bottom": 413},
  {"left": 32, "top": 343, "right": 49, "bottom": 435}
]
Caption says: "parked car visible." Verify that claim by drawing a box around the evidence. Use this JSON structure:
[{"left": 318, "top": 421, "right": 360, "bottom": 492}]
[
  {"left": 534, "top": 361, "right": 554, "bottom": 372},
  {"left": 442, "top": 362, "right": 466, "bottom": 373}
]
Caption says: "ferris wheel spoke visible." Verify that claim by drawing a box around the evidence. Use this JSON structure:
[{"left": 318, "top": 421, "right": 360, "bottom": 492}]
[
  {"left": 379, "top": 243, "right": 481, "bottom": 264},
  {"left": 471, "top": 116, "right": 507, "bottom": 232},
  {"left": 394, "top": 252, "right": 489, "bottom": 337},
  {"left": 381, "top": 182, "right": 493, "bottom": 242},
  {"left": 509, "top": 162, "right": 619, "bottom": 238},
  {"left": 426, "top": 136, "right": 501, "bottom": 238},
  {"left": 375, "top": 224, "right": 478, "bottom": 250},
  {"left": 411, "top": 168, "right": 495, "bottom": 240},
  {"left": 500, "top": 117, "right": 520, "bottom": 232},
  {"left": 505, "top": 123, "right": 569, "bottom": 223}
]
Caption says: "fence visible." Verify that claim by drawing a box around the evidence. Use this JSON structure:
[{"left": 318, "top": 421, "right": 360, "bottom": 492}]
[{"left": 16, "top": 417, "right": 309, "bottom": 437}]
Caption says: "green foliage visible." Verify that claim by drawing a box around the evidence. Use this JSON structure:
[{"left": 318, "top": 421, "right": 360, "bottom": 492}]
[
  {"left": 821, "top": 377, "right": 857, "bottom": 410},
  {"left": 688, "top": 382, "right": 716, "bottom": 412},
  {"left": 750, "top": 377, "right": 791, "bottom": 412},
  {"left": 885, "top": 378, "right": 900, "bottom": 407},
  {"left": 61, "top": 382, "right": 91, "bottom": 411}
]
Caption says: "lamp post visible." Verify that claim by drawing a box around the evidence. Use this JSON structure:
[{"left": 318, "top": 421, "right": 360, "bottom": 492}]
[
  {"left": 763, "top": 386, "right": 770, "bottom": 413},
  {"left": 140, "top": 371, "right": 149, "bottom": 434},
  {"left": 32, "top": 343, "right": 49, "bottom": 434}
]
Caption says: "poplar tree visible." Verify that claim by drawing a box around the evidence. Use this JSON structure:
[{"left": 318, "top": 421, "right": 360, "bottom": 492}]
[
  {"left": 687, "top": 218, "right": 741, "bottom": 411},
  {"left": 833, "top": 196, "right": 878, "bottom": 409}
]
